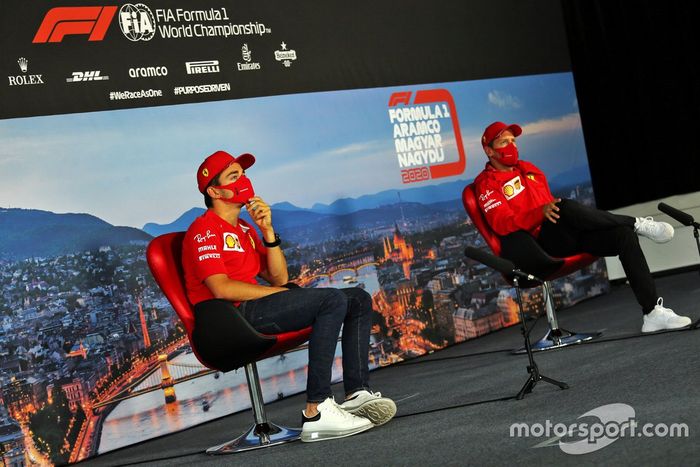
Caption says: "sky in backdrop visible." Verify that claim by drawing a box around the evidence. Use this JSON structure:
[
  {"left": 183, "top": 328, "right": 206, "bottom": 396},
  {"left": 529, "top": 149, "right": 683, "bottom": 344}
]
[{"left": 0, "top": 72, "right": 589, "bottom": 228}]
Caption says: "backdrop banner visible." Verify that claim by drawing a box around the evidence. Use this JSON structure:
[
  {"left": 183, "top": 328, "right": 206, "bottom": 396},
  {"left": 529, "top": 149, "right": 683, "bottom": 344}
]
[
  {"left": 0, "top": 1, "right": 607, "bottom": 465},
  {"left": 1, "top": 0, "right": 572, "bottom": 118}
]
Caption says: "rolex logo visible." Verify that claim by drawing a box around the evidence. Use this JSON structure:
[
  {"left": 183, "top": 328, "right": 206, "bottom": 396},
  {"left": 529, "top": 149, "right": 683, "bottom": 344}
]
[{"left": 8, "top": 57, "right": 44, "bottom": 86}]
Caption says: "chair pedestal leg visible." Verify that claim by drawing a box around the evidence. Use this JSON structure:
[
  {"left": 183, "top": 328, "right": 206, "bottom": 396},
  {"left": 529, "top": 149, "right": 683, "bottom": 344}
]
[
  {"left": 206, "top": 422, "right": 302, "bottom": 454},
  {"left": 206, "top": 363, "right": 301, "bottom": 455},
  {"left": 513, "top": 281, "right": 602, "bottom": 354}
]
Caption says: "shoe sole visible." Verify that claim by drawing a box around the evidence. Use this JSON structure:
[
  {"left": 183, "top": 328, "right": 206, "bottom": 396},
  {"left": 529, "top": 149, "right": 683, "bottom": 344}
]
[
  {"left": 644, "top": 235, "right": 673, "bottom": 244},
  {"left": 346, "top": 398, "right": 397, "bottom": 426},
  {"left": 300, "top": 422, "right": 373, "bottom": 442},
  {"left": 641, "top": 323, "right": 691, "bottom": 333}
]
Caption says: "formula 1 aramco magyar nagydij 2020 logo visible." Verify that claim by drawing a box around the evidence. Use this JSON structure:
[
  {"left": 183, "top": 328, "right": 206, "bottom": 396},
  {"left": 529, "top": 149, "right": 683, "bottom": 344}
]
[{"left": 388, "top": 89, "right": 466, "bottom": 184}]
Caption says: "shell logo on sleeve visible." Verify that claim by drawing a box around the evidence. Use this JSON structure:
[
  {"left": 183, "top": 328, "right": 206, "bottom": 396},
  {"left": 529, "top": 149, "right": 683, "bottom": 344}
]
[
  {"left": 502, "top": 175, "right": 525, "bottom": 200},
  {"left": 222, "top": 232, "right": 245, "bottom": 252}
]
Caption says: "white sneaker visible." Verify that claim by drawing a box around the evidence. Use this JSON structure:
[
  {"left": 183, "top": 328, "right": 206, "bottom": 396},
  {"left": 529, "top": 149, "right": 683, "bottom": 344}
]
[
  {"left": 339, "top": 390, "right": 397, "bottom": 426},
  {"left": 301, "top": 397, "right": 373, "bottom": 442},
  {"left": 642, "top": 298, "right": 692, "bottom": 333},
  {"left": 634, "top": 216, "right": 674, "bottom": 243}
]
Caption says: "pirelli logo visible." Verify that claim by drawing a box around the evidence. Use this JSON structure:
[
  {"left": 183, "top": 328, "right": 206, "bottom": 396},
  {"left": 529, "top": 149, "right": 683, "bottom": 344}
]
[{"left": 185, "top": 60, "right": 220, "bottom": 74}]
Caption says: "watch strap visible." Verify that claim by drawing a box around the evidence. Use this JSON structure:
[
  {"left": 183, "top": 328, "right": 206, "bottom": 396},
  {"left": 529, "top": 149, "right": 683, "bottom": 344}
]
[{"left": 263, "top": 233, "right": 281, "bottom": 247}]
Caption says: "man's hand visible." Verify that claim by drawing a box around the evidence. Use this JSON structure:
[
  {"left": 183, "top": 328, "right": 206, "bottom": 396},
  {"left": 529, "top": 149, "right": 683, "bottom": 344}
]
[
  {"left": 246, "top": 196, "right": 272, "bottom": 231},
  {"left": 542, "top": 198, "right": 561, "bottom": 223},
  {"left": 247, "top": 195, "right": 288, "bottom": 285}
]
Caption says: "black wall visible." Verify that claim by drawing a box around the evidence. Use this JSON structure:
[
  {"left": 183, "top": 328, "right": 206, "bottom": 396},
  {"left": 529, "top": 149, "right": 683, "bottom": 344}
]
[
  {"left": 562, "top": 0, "right": 700, "bottom": 209},
  {"left": 0, "top": 0, "right": 571, "bottom": 118}
]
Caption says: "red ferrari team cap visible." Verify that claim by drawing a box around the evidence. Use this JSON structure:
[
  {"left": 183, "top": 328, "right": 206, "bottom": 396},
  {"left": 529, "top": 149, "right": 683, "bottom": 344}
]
[
  {"left": 197, "top": 150, "right": 255, "bottom": 193},
  {"left": 481, "top": 122, "right": 522, "bottom": 147}
]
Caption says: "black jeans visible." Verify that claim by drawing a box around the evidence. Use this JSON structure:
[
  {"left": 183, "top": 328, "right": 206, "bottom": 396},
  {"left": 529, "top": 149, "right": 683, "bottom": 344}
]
[
  {"left": 500, "top": 198, "right": 657, "bottom": 313},
  {"left": 225, "top": 287, "right": 372, "bottom": 402}
]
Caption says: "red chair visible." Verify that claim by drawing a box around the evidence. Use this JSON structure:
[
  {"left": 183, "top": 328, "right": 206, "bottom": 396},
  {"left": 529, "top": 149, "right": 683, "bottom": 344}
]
[
  {"left": 146, "top": 232, "right": 312, "bottom": 454},
  {"left": 462, "top": 184, "right": 602, "bottom": 352}
]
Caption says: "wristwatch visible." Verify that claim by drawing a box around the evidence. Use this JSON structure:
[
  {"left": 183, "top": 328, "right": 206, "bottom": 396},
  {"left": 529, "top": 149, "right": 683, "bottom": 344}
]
[{"left": 263, "top": 233, "right": 281, "bottom": 248}]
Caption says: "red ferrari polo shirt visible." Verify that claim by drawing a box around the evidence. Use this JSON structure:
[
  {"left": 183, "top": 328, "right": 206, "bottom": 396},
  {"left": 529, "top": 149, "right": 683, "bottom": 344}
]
[
  {"left": 182, "top": 209, "right": 268, "bottom": 305},
  {"left": 473, "top": 160, "right": 555, "bottom": 237}
]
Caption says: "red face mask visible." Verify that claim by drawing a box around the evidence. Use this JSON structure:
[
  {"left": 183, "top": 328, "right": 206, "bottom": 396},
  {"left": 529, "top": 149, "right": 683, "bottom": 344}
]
[
  {"left": 493, "top": 142, "right": 519, "bottom": 166},
  {"left": 212, "top": 174, "right": 255, "bottom": 204}
]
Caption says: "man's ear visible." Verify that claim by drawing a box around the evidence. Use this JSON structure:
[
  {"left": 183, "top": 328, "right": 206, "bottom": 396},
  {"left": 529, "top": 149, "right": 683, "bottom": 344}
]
[{"left": 206, "top": 186, "right": 220, "bottom": 199}]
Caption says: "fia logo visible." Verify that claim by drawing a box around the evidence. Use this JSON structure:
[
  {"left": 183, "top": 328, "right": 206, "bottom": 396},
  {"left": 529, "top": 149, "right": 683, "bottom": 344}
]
[{"left": 119, "top": 3, "right": 156, "bottom": 42}]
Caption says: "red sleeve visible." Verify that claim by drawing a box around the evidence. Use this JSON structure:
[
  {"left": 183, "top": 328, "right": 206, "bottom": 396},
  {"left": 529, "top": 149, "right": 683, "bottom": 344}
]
[
  {"left": 474, "top": 176, "right": 545, "bottom": 236},
  {"left": 186, "top": 225, "right": 227, "bottom": 282}
]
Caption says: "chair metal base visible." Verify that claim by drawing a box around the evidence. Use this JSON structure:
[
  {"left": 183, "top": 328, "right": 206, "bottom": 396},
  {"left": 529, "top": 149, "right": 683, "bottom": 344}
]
[
  {"left": 206, "top": 422, "right": 301, "bottom": 454},
  {"left": 513, "top": 328, "right": 601, "bottom": 354}
]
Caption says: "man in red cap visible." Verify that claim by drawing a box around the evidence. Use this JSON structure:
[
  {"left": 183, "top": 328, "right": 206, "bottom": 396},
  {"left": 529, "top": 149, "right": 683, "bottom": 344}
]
[
  {"left": 182, "top": 150, "right": 396, "bottom": 443},
  {"left": 473, "top": 122, "right": 691, "bottom": 332}
]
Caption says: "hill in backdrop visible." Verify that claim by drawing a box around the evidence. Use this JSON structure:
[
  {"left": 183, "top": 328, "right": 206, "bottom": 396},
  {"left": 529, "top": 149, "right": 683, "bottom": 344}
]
[{"left": 0, "top": 208, "right": 151, "bottom": 261}]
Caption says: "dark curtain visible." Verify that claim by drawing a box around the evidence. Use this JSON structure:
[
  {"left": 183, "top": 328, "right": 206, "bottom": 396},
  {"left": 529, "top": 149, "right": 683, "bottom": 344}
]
[{"left": 561, "top": 0, "right": 700, "bottom": 209}]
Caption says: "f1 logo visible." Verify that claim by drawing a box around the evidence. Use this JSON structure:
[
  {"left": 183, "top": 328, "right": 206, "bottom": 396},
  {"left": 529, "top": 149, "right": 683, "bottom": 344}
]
[{"left": 33, "top": 6, "right": 117, "bottom": 43}]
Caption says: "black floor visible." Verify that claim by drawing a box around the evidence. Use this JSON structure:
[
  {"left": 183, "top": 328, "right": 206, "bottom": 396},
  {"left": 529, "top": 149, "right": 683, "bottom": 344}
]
[{"left": 80, "top": 272, "right": 700, "bottom": 467}]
